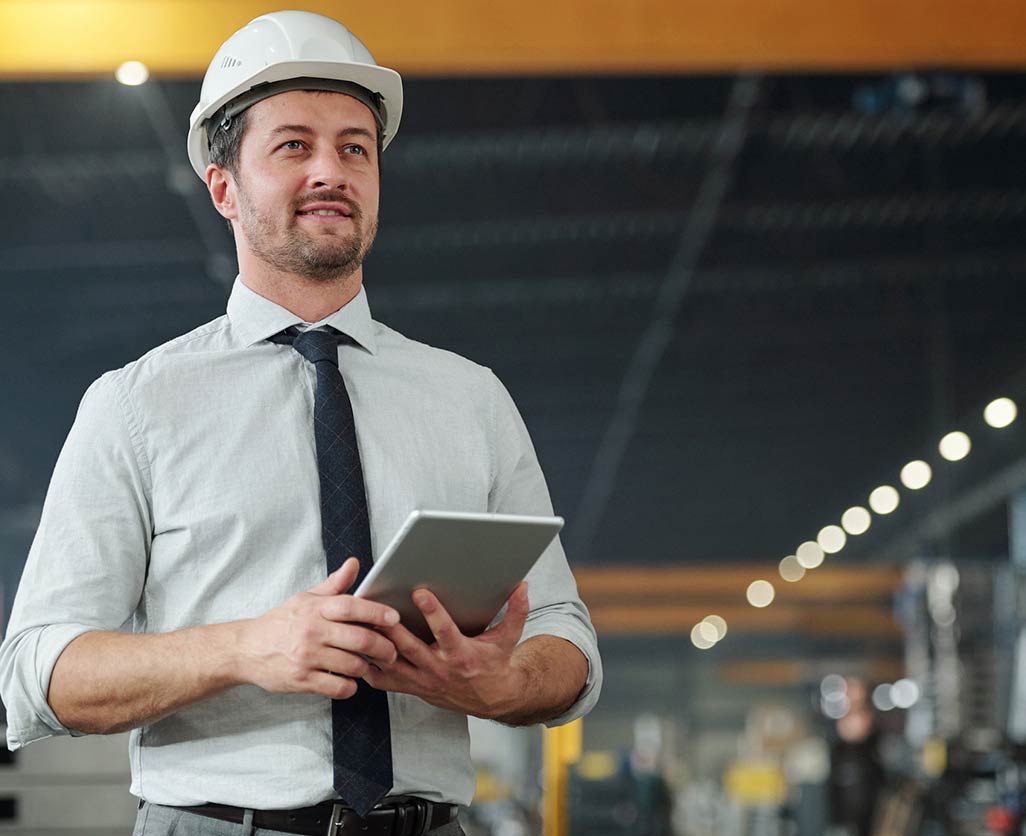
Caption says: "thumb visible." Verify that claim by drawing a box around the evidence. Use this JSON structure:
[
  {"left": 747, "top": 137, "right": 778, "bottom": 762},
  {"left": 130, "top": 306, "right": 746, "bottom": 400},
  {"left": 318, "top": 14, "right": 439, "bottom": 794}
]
[
  {"left": 308, "top": 557, "right": 361, "bottom": 596},
  {"left": 490, "top": 581, "right": 529, "bottom": 644}
]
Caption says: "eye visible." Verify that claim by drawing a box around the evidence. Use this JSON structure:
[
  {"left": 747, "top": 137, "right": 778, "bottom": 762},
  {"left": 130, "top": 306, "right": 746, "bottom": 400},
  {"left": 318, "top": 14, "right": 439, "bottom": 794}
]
[
  {"left": 280, "top": 139, "right": 306, "bottom": 151},
  {"left": 342, "top": 143, "right": 367, "bottom": 156}
]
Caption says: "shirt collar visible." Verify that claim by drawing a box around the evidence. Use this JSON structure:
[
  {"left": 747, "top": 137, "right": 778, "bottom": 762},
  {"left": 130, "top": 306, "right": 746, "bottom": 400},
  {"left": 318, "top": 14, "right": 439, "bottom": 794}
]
[{"left": 226, "top": 276, "right": 378, "bottom": 355}]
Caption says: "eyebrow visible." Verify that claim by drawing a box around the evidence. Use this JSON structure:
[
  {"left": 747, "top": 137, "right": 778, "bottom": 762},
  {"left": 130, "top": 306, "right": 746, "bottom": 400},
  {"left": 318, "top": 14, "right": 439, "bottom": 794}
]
[{"left": 267, "top": 124, "right": 376, "bottom": 142}]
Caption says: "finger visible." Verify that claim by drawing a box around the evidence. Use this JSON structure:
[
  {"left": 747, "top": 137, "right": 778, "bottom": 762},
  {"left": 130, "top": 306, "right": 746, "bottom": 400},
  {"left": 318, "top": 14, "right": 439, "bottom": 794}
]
[
  {"left": 381, "top": 621, "right": 439, "bottom": 670},
  {"left": 481, "top": 582, "right": 529, "bottom": 647},
  {"left": 323, "top": 623, "right": 398, "bottom": 665},
  {"left": 319, "top": 594, "right": 399, "bottom": 629},
  {"left": 412, "top": 588, "right": 465, "bottom": 652},
  {"left": 314, "top": 647, "right": 371, "bottom": 680},
  {"left": 303, "top": 671, "right": 359, "bottom": 700},
  {"left": 307, "top": 557, "right": 361, "bottom": 596},
  {"left": 363, "top": 657, "right": 423, "bottom": 694}
]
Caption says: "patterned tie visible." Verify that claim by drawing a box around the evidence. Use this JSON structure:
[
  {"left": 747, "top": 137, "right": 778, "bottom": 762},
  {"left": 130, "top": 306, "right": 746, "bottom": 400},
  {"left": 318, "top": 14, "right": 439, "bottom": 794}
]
[{"left": 270, "top": 326, "right": 393, "bottom": 817}]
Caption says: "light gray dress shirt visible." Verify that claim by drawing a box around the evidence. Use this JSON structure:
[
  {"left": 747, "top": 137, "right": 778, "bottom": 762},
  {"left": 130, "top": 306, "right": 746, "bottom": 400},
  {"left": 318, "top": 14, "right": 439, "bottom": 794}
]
[{"left": 0, "top": 278, "right": 601, "bottom": 808}]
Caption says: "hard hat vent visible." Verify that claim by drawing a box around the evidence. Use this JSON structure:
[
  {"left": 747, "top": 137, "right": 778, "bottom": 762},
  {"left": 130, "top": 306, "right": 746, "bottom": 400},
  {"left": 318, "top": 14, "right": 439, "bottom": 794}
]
[{"left": 220, "top": 55, "right": 242, "bottom": 69}]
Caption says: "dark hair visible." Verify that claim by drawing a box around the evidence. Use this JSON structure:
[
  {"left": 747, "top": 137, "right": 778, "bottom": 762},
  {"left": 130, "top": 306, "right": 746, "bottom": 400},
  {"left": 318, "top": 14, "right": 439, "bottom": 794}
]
[{"left": 208, "top": 109, "right": 249, "bottom": 180}]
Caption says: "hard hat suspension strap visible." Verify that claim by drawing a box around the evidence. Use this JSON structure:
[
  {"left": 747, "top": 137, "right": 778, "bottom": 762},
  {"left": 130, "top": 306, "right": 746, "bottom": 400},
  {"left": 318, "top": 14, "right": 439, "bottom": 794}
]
[{"left": 205, "top": 78, "right": 386, "bottom": 149}]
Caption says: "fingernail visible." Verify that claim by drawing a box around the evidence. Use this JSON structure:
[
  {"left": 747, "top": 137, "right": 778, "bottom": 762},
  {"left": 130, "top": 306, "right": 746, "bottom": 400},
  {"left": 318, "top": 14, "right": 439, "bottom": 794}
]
[
  {"left": 413, "top": 590, "right": 430, "bottom": 607},
  {"left": 385, "top": 609, "right": 399, "bottom": 625}
]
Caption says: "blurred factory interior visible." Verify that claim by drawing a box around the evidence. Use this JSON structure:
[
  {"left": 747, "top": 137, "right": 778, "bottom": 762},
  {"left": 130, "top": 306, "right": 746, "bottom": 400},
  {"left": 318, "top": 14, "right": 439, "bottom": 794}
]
[{"left": 3, "top": 1, "right": 1026, "bottom": 834}]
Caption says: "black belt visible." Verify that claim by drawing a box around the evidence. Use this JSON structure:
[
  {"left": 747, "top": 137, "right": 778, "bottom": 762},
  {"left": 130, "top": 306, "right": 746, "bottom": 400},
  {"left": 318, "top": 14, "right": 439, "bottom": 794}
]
[{"left": 174, "top": 797, "right": 457, "bottom": 836}]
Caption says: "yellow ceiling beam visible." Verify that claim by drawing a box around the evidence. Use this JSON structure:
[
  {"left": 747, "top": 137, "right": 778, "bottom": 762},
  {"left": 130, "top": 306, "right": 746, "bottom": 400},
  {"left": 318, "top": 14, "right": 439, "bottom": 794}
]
[
  {"left": 719, "top": 658, "right": 905, "bottom": 686},
  {"left": 1, "top": 0, "right": 1024, "bottom": 79},
  {"left": 589, "top": 602, "right": 901, "bottom": 637},
  {"left": 576, "top": 564, "right": 902, "bottom": 602}
]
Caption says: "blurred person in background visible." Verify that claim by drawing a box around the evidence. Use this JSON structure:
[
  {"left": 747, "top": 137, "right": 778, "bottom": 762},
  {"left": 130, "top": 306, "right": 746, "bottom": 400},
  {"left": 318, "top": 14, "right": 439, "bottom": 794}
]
[
  {"left": 829, "top": 678, "right": 886, "bottom": 836},
  {"left": 0, "top": 10, "right": 601, "bottom": 836}
]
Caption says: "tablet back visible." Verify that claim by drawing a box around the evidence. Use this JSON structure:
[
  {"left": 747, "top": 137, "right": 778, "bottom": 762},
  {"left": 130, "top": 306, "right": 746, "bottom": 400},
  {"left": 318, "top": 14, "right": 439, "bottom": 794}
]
[{"left": 355, "top": 510, "right": 564, "bottom": 643}]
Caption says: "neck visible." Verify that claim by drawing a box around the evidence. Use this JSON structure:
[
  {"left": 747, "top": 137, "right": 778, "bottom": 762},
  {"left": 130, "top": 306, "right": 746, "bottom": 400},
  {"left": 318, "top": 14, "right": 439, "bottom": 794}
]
[{"left": 237, "top": 252, "right": 363, "bottom": 322}]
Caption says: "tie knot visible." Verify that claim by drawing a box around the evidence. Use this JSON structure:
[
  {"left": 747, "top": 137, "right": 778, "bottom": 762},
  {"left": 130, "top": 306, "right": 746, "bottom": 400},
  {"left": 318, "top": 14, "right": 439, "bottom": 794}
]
[{"left": 283, "top": 328, "right": 343, "bottom": 367}]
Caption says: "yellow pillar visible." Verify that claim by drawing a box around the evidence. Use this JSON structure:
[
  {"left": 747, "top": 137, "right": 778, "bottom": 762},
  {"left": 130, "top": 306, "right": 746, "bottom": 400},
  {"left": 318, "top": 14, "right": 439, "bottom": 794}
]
[{"left": 542, "top": 719, "right": 583, "bottom": 836}]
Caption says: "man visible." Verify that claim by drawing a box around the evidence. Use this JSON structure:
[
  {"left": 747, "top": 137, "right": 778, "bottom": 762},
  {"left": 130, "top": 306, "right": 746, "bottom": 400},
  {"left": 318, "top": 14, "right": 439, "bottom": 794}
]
[{"left": 0, "top": 11, "right": 601, "bottom": 836}]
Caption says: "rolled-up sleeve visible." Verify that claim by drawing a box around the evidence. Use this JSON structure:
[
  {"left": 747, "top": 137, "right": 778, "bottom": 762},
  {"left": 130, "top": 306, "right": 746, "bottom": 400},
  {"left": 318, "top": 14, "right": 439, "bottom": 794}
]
[
  {"left": 0, "top": 371, "right": 151, "bottom": 748},
  {"left": 486, "top": 372, "right": 602, "bottom": 726}
]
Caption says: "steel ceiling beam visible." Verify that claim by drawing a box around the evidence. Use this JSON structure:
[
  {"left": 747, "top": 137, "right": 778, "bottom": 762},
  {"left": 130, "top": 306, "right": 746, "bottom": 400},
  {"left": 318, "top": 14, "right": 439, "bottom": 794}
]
[
  {"left": 4, "top": 99, "right": 1026, "bottom": 182},
  {"left": 569, "top": 75, "right": 760, "bottom": 560},
  {"left": 867, "top": 454, "right": 1026, "bottom": 563}
]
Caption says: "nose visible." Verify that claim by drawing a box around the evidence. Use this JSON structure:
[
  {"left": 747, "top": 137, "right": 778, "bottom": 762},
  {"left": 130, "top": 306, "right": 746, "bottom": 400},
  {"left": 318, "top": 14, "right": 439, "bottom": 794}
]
[{"left": 307, "top": 146, "right": 350, "bottom": 191}]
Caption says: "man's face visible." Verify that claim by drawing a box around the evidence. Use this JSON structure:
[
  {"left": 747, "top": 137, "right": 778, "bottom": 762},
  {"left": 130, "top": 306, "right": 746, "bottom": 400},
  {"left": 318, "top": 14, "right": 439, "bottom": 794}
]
[{"left": 229, "top": 90, "right": 381, "bottom": 283}]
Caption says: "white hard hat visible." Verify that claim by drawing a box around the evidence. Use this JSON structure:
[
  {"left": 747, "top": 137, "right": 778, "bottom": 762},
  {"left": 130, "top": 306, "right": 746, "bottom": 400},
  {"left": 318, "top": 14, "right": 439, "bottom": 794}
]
[{"left": 187, "top": 10, "right": 403, "bottom": 179}]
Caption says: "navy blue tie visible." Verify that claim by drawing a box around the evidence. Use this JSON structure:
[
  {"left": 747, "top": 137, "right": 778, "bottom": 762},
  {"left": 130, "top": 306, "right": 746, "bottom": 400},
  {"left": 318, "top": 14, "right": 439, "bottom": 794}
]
[{"left": 271, "top": 326, "right": 392, "bottom": 816}]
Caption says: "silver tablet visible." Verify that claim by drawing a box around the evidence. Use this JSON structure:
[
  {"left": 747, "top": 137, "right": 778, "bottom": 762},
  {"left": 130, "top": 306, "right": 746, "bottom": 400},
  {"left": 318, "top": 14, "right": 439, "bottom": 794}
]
[{"left": 354, "top": 510, "right": 564, "bottom": 643}]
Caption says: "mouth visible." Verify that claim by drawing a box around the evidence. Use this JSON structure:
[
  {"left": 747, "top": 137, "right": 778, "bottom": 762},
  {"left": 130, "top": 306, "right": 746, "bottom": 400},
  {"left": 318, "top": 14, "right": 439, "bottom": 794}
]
[{"left": 296, "top": 202, "right": 354, "bottom": 219}]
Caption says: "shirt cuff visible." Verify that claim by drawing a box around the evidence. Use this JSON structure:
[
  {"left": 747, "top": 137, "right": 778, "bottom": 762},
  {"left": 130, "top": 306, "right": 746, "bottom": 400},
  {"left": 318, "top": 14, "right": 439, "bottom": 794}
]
[
  {"left": 1, "top": 623, "right": 97, "bottom": 749},
  {"left": 519, "top": 617, "right": 602, "bottom": 728}
]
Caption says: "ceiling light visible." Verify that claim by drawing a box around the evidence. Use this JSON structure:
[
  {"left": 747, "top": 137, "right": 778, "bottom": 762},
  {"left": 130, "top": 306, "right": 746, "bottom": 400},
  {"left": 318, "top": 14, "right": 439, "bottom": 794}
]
[
  {"left": 890, "top": 678, "right": 920, "bottom": 709},
  {"left": 820, "top": 674, "right": 847, "bottom": 698},
  {"left": 872, "top": 683, "right": 895, "bottom": 711},
  {"left": 690, "top": 623, "right": 715, "bottom": 650},
  {"left": 796, "top": 541, "right": 825, "bottom": 569},
  {"left": 115, "top": 60, "right": 150, "bottom": 86},
  {"left": 697, "top": 620, "right": 719, "bottom": 643},
  {"left": 984, "top": 397, "right": 1017, "bottom": 428},
  {"left": 900, "top": 460, "right": 932, "bottom": 490},
  {"left": 938, "top": 431, "right": 971, "bottom": 461},
  {"left": 746, "top": 579, "right": 775, "bottom": 608},
  {"left": 841, "top": 506, "right": 871, "bottom": 535},
  {"left": 868, "top": 485, "right": 900, "bottom": 515},
  {"left": 779, "top": 555, "right": 805, "bottom": 582},
  {"left": 822, "top": 694, "right": 851, "bottom": 720},
  {"left": 817, "top": 525, "right": 846, "bottom": 554},
  {"left": 703, "top": 615, "right": 728, "bottom": 641}
]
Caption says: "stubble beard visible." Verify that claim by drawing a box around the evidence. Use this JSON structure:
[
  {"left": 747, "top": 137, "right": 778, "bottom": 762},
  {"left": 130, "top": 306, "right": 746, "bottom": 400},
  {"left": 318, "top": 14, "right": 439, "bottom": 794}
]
[{"left": 238, "top": 187, "right": 378, "bottom": 283}]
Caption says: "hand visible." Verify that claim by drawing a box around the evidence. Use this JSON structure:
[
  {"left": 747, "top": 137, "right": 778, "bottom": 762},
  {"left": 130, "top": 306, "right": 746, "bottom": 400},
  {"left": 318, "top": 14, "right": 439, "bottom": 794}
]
[
  {"left": 236, "top": 557, "right": 399, "bottom": 699},
  {"left": 363, "top": 582, "right": 530, "bottom": 719}
]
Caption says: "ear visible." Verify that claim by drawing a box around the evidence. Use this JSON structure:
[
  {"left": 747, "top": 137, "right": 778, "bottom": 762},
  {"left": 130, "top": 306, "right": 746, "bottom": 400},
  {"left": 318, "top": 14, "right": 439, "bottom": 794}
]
[{"left": 206, "top": 164, "right": 238, "bottom": 222}]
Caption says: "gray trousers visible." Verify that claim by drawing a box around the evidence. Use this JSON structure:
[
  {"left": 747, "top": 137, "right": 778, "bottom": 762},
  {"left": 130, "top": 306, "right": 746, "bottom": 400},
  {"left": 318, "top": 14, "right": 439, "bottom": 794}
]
[{"left": 133, "top": 802, "right": 467, "bottom": 836}]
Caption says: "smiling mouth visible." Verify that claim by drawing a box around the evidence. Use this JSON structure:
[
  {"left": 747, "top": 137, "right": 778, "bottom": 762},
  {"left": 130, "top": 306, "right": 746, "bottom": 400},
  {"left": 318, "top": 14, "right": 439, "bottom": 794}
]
[{"left": 297, "top": 209, "right": 350, "bottom": 217}]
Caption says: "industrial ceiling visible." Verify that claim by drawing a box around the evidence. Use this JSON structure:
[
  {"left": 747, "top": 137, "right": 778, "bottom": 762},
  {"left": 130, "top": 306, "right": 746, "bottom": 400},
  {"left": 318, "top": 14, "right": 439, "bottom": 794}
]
[{"left": 2, "top": 6, "right": 1026, "bottom": 701}]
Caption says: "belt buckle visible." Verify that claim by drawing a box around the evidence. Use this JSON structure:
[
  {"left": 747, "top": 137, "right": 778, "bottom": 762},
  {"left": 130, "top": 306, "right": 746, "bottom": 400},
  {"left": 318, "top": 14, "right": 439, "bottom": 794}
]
[{"left": 326, "top": 803, "right": 345, "bottom": 836}]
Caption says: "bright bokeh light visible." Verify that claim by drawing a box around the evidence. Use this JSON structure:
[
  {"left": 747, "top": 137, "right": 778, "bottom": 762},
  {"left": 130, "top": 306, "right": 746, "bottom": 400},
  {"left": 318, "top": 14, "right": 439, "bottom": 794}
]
[
  {"left": 820, "top": 674, "right": 847, "bottom": 698},
  {"left": 796, "top": 541, "right": 825, "bottom": 569},
  {"left": 841, "top": 506, "right": 871, "bottom": 536},
  {"left": 872, "top": 683, "right": 895, "bottom": 711},
  {"left": 115, "top": 60, "right": 150, "bottom": 86},
  {"left": 891, "top": 678, "right": 921, "bottom": 709},
  {"left": 822, "top": 694, "right": 851, "bottom": 720},
  {"left": 697, "top": 620, "right": 719, "bottom": 643},
  {"left": 984, "top": 397, "right": 1018, "bottom": 428},
  {"left": 900, "top": 460, "right": 932, "bottom": 490},
  {"left": 779, "top": 555, "right": 806, "bottom": 582},
  {"left": 703, "top": 614, "right": 728, "bottom": 641},
  {"left": 746, "top": 579, "right": 775, "bottom": 608},
  {"left": 939, "top": 431, "right": 971, "bottom": 462},
  {"left": 690, "top": 622, "right": 715, "bottom": 650},
  {"left": 817, "top": 525, "right": 847, "bottom": 554},
  {"left": 869, "top": 485, "right": 900, "bottom": 515}
]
